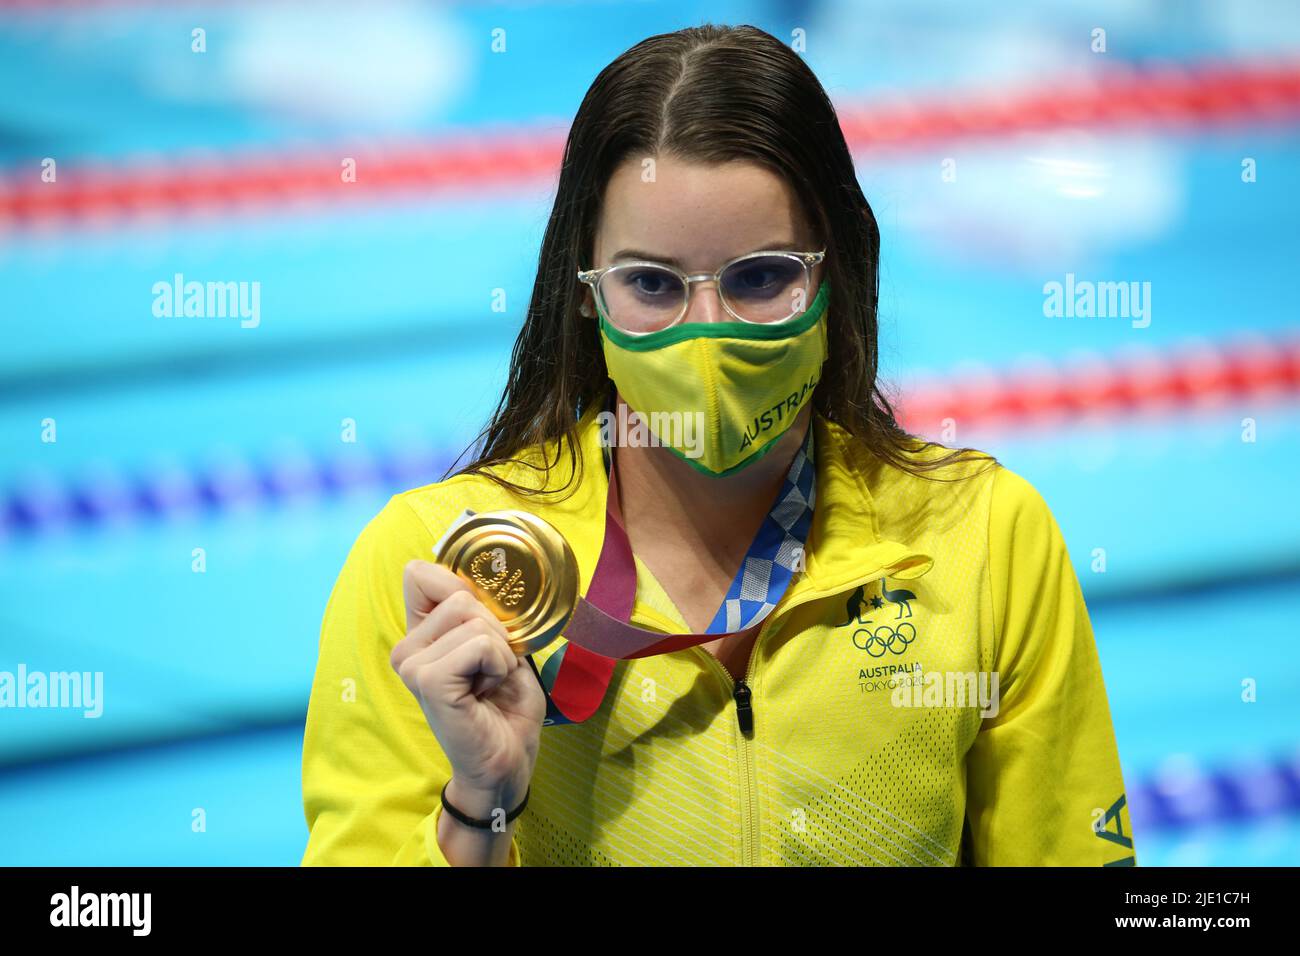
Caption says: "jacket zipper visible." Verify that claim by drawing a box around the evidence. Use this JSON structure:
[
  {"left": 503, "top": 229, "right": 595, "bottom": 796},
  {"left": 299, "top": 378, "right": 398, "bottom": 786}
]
[
  {"left": 694, "top": 626, "right": 764, "bottom": 866},
  {"left": 733, "top": 680, "right": 754, "bottom": 735},
  {"left": 691, "top": 563, "right": 915, "bottom": 867}
]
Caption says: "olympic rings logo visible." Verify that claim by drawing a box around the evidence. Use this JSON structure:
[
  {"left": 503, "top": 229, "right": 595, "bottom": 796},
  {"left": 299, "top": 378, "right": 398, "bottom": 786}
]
[{"left": 851, "top": 622, "right": 918, "bottom": 657}]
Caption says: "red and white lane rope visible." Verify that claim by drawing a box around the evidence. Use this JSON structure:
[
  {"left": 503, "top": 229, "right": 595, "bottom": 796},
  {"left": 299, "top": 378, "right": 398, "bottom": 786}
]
[
  {"left": 1, "top": 60, "right": 1298, "bottom": 226},
  {"left": 896, "top": 335, "right": 1300, "bottom": 434}
]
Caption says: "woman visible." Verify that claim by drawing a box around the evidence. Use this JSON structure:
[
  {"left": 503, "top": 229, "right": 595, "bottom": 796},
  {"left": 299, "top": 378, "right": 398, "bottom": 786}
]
[{"left": 301, "top": 24, "right": 1135, "bottom": 867}]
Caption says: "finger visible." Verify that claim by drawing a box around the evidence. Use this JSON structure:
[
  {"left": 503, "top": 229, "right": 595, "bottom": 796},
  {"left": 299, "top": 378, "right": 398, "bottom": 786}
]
[
  {"left": 403, "top": 621, "right": 517, "bottom": 709},
  {"left": 391, "top": 587, "right": 510, "bottom": 672},
  {"left": 402, "top": 559, "right": 472, "bottom": 634},
  {"left": 396, "top": 614, "right": 517, "bottom": 694},
  {"left": 418, "top": 588, "right": 510, "bottom": 647},
  {"left": 392, "top": 594, "right": 505, "bottom": 678}
]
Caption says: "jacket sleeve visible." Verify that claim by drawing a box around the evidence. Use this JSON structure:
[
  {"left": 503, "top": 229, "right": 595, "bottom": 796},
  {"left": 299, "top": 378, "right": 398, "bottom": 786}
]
[
  {"left": 963, "top": 466, "right": 1136, "bottom": 866},
  {"left": 301, "top": 493, "right": 522, "bottom": 867}
]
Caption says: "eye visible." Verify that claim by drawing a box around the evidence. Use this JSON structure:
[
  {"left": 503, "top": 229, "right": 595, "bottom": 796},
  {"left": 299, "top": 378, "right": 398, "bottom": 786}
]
[
  {"left": 733, "top": 266, "right": 781, "bottom": 291},
  {"left": 623, "top": 268, "right": 682, "bottom": 299},
  {"left": 723, "top": 256, "right": 804, "bottom": 301}
]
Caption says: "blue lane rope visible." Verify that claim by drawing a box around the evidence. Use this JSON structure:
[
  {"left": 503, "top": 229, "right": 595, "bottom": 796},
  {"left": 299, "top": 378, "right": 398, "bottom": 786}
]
[
  {"left": 1, "top": 446, "right": 458, "bottom": 536},
  {"left": 1128, "top": 752, "right": 1300, "bottom": 831}
]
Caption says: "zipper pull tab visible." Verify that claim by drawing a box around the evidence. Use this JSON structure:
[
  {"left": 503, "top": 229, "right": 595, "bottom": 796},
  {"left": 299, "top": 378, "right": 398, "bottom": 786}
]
[{"left": 733, "top": 679, "right": 754, "bottom": 736}]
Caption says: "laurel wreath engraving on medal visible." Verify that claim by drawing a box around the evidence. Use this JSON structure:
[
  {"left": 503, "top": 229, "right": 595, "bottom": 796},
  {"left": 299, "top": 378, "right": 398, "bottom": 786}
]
[{"left": 469, "top": 547, "right": 527, "bottom": 607}]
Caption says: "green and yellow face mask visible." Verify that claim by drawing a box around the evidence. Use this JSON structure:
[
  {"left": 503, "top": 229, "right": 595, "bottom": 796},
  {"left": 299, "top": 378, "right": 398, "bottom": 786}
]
[{"left": 596, "top": 280, "right": 829, "bottom": 477}]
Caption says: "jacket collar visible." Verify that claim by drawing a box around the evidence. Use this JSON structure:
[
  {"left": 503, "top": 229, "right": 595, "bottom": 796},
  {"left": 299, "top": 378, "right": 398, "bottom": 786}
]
[{"left": 801, "top": 411, "right": 934, "bottom": 595}]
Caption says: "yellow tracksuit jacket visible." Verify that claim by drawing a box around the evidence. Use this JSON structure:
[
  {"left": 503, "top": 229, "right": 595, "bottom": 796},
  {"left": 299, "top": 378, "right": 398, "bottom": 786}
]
[{"left": 301, "top": 403, "right": 1136, "bottom": 866}]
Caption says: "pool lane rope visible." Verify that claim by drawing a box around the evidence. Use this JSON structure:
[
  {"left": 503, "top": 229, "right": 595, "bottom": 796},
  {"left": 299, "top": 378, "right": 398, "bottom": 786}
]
[
  {"left": 3, "top": 333, "right": 1298, "bottom": 537},
  {"left": 1, "top": 60, "right": 1299, "bottom": 226}
]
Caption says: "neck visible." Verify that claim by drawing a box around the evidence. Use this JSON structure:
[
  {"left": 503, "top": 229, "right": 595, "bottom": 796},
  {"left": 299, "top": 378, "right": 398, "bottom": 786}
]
[{"left": 611, "top": 394, "right": 812, "bottom": 563}]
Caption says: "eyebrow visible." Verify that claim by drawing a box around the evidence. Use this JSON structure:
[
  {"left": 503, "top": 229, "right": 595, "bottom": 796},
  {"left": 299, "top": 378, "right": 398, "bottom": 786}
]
[{"left": 609, "top": 241, "right": 801, "bottom": 269}]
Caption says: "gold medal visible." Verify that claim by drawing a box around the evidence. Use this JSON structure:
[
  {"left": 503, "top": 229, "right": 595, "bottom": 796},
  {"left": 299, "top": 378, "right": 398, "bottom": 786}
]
[{"left": 433, "top": 510, "right": 579, "bottom": 655}]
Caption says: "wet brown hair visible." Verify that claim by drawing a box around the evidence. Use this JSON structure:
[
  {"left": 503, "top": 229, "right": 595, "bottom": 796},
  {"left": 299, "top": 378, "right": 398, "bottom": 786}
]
[{"left": 444, "top": 23, "right": 995, "bottom": 497}]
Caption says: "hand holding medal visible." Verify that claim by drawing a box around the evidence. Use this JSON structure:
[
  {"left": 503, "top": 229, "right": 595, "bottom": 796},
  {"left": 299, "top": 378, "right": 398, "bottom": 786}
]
[{"left": 391, "top": 517, "right": 558, "bottom": 863}]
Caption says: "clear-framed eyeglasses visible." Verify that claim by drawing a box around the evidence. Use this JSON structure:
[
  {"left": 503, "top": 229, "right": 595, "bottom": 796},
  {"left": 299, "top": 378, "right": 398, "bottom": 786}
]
[{"left": 577, "top": 248, "right": 826, "bottom": 335}]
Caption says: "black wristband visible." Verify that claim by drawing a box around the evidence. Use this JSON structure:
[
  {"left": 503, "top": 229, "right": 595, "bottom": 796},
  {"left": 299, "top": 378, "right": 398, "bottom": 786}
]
[{"left": 440, "top": 781, "right": 530, "bottom": 829}]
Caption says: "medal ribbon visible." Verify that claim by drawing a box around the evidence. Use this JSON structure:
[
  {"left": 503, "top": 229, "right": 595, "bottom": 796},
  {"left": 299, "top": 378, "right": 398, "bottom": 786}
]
[{"left": 530, "top": 409, "right": 816, "bottom": 726}]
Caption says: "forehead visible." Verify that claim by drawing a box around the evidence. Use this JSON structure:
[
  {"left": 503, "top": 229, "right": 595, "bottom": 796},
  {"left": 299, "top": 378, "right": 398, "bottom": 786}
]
[{"left": 593, "top": 155, "right": 811, "bottom": 268}]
